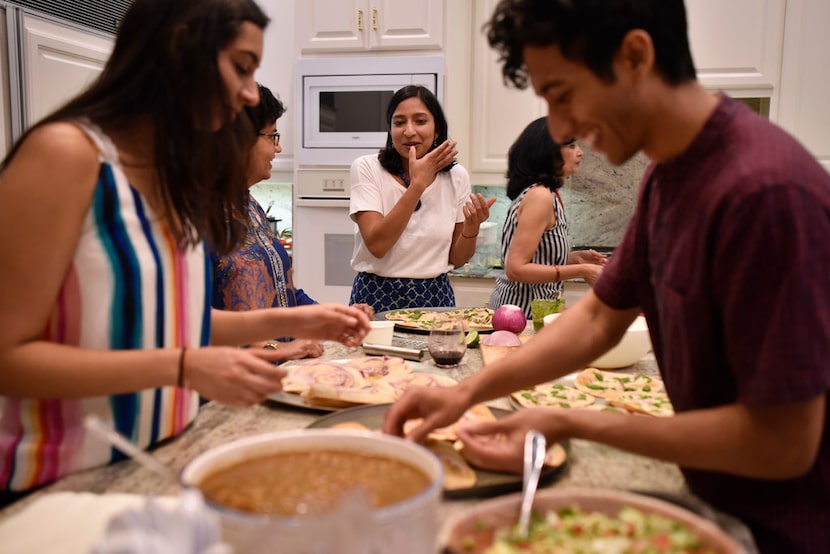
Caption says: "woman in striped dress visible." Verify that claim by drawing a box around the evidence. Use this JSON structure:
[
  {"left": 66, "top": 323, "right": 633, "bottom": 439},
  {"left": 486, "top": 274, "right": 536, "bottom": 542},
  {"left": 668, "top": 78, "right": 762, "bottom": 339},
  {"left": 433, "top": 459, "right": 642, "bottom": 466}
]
[
  {"left": 490, "top": 118, "right": 607, "bottom": 319},
  {"left": 0, "top": 0, "right": 369, "bottom": 503}
]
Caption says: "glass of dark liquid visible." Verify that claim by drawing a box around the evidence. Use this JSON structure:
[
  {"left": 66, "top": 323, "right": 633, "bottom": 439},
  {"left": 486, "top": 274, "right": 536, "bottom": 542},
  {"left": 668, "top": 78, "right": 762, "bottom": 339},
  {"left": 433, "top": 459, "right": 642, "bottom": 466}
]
[{"left": 428, "top": 314, "right": 467, "bottom": 368}]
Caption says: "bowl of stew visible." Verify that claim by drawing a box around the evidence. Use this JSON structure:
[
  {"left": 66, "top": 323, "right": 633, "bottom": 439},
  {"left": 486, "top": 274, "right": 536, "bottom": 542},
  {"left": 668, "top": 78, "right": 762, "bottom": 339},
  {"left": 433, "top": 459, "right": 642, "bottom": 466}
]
[
  {"left": 444, "top": 487, "right": 743, "bottom": 553},
  {"left": 181, "top": 429, "right": 443, "bottom": 554}
]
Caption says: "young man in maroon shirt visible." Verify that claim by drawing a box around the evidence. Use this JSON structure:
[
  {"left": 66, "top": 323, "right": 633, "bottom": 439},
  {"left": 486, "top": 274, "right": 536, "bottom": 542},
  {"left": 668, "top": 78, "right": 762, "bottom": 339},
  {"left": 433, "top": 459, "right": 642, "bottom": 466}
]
[{"left": 384, "top": 1, "right": 830, "bottom": 551}]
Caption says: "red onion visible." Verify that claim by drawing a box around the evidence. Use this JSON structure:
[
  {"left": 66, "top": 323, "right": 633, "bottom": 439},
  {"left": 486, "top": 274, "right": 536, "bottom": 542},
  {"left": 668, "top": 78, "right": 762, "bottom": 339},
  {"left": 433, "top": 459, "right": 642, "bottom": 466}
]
[
  {"left": 491, "top": 304, "right": 527, "bottom": 334},
  {"left": 480, "top": 330, "right": 523, "bottom": 347}
]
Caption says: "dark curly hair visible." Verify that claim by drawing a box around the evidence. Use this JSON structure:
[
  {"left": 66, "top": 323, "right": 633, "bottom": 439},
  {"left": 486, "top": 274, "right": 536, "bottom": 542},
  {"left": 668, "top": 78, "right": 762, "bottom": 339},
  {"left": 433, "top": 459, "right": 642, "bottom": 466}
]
[
  {"left": 485, "top": 0, "right": 696, "bottom": 89},
  {"left": 378, "top": 85, "right": 455, "bottom": 176},
  {"left": 506, "top": 117, "right": 567, "bottom": 200},
  {"left": 245, "top": 84, "right": 286, "bottom": 132}
]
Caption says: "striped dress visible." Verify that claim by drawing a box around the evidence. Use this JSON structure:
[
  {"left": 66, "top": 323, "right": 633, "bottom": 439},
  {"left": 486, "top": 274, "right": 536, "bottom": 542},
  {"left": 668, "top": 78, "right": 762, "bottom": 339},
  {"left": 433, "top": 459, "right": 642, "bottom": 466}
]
[
  {"left": 490, "top": 185, "right": 570, "bottom": 319},
  {"left": 0, "top": 121, "right": 207, "bottom": 492}
]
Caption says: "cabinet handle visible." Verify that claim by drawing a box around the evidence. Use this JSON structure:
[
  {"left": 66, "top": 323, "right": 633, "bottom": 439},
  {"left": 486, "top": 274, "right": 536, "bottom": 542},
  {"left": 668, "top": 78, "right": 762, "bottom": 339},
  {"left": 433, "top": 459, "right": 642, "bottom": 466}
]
[
  {"left": 372, "top": 8, "right": 378, "bottom": 31},
  {"left": 358, "top": 9, "right": 363, "bottom": 32}
]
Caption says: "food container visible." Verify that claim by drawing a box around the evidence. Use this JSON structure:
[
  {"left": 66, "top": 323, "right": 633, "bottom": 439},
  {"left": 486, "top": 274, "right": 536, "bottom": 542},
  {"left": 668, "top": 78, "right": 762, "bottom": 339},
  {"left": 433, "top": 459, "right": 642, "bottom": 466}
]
[
  {"left": 444, "top": 487, "right": 743, "bottom": 553},
  {"left": 181, "top": 429, "right": 443, "bottom": 554},
  {"left": 362, "top": 320, "right": 395, "bottom": 345},
  {"left": 544, "top": 313, "right": 652, "bottom": 368}
]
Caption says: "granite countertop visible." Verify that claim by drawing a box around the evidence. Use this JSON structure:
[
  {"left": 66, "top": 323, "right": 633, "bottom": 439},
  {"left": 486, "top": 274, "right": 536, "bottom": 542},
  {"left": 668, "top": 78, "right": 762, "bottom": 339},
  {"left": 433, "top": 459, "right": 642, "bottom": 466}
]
[{"left": 0, "top": 332, "right": 757, "bottom": 552}]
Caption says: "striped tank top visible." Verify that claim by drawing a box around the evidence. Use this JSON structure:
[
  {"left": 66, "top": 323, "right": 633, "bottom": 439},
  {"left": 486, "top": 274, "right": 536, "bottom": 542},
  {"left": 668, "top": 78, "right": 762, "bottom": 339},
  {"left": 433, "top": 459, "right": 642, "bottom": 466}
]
[
  {"left": 0, "top": 121, "right": 208, "bottom": 492},
  {"left": 490, "top": 184, "right": 570, "bottom": 319}
]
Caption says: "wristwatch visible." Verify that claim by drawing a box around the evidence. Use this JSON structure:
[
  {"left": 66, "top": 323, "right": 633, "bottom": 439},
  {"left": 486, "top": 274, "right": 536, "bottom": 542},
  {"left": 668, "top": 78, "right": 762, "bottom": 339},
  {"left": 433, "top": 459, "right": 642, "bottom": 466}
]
[{"left": 263, "top": 342, "right": 280, "bottom": 350}]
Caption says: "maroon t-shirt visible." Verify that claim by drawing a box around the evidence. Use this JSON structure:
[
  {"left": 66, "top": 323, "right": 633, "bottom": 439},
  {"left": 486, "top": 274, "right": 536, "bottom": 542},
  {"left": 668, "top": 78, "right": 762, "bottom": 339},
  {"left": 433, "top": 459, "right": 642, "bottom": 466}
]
[{"left": 594, "top": 96, "right": 830, "bottom": 553}]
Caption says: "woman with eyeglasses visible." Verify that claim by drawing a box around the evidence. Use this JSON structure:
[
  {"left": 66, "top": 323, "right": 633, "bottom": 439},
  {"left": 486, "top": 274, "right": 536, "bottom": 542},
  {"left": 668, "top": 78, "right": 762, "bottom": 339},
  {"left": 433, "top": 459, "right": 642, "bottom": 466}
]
[
  {"left": 213, "top": 84, "right": 373, "bottom": 361},
  {"left": 0, "top": 0, "right": 369, "bottom": 502},
  {"left": 490, "top": 117, "right": 607, "bottom": 319},
  {"left": 349, "top": 85, "right": 496, "bottom": 312}
]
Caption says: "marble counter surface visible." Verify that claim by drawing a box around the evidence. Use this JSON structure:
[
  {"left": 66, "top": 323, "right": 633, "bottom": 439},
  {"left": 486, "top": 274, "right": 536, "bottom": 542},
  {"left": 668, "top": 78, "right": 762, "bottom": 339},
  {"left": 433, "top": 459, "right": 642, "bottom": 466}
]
[{"left": 0, "top": 334, "right": 756, "bottom": 552}]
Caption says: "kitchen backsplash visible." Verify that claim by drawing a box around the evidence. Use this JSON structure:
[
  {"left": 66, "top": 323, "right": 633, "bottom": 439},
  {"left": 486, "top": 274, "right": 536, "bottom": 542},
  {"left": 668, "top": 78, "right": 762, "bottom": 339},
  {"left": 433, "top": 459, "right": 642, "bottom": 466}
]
[
  {"left": 249, "top": 145, "right": 650, "bottom": 249},
  {"left": 250, "top": 182, "right": 293, "bottom": 236},
  {"left": 473, "top": 147, "right": 650, "bottom": 249}
]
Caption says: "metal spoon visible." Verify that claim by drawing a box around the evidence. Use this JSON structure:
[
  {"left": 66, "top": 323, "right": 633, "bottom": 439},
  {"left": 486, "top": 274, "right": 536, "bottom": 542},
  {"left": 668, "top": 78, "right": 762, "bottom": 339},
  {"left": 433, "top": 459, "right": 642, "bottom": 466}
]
[
  {"left": 84, "top": 414, "right": 180, "bottom": 483},
  {"left": 517, "top": 430, "right": 547, "bottom": 538}
]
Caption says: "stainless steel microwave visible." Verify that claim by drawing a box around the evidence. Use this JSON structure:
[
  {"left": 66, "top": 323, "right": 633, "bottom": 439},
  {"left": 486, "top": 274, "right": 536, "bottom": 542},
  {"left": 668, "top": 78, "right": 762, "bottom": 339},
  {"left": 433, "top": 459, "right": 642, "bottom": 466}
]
[{"left": 295, "top": 56, "right": 444, "bottom": 166}]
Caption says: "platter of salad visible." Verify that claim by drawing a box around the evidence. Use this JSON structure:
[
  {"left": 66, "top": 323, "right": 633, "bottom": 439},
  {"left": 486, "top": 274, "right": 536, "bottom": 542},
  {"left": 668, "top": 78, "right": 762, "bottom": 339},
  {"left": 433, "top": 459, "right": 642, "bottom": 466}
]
[{"left": 443, "top": 487, "right": 742, "bottom": 553}]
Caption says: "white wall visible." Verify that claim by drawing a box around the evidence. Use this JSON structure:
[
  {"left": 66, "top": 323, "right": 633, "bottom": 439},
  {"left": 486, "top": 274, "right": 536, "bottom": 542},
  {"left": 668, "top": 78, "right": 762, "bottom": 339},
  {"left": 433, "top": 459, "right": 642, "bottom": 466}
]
[{"left": 257, "top": 0, "right": 297, "bottom": 182}]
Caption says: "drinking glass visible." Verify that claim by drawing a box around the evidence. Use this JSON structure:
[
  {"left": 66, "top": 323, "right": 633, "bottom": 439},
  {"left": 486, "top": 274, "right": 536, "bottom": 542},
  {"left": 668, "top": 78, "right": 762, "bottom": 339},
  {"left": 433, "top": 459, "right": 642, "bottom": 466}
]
[
  {"left": 428, "top": 314, "right": 467, "bottom": 368},
  {"left": 531, "top": 297, "right": 565, "bottom": 332}
]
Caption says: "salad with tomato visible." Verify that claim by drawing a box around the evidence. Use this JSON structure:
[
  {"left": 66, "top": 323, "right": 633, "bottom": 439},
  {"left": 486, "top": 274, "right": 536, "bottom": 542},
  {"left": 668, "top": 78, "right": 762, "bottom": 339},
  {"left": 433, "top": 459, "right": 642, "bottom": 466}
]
[{"left": 481, "top": 505, "right": 715, "bottom": 554}]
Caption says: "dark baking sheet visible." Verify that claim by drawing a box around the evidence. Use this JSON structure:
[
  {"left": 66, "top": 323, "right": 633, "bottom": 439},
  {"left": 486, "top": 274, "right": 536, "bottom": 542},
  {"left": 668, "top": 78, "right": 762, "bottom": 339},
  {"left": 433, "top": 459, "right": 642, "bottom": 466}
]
[
  {"left": 375, "top": 307, "right": 495, "bottom": 335},
  {"left": 306, "top": 403, "right": 569, "bottom": 499},
  {"left": 266, "top": 360, "right": 454, "bottom": 413}
]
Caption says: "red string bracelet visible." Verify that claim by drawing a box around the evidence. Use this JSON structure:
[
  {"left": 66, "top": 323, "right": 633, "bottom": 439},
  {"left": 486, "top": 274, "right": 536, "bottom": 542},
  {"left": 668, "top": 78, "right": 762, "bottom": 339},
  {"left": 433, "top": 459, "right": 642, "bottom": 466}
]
[{"left": 554, "top": 265, "right": 561, "bottom": 282}]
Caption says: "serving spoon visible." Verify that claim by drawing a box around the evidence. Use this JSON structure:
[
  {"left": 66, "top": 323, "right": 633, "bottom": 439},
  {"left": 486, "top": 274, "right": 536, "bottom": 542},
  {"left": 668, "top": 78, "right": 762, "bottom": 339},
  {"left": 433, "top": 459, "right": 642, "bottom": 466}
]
[
  {"left": 517, "top": 430, "right": 547, "bottom": 538},
  {"left": 84, "top": 414, "right": 180, "bottom": 483}
]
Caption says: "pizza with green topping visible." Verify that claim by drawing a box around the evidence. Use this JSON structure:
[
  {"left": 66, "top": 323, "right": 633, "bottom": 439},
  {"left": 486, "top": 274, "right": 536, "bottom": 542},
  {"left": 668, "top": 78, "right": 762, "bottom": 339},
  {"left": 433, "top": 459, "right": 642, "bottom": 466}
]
[
  {"left": 573, "top": 368, "right": 674, "bottom": 417},
  {"left": 510, "top": 382, "right": 596, "bottom": 410},
  {"left": 606, "top": 390, "right": 675, "bottom": 417},
  {"left": 574, "top": 368, "right": 664, "bottom": 397},
  {"left": 384, "top": 307, "right": 494, "bottom": 331}
]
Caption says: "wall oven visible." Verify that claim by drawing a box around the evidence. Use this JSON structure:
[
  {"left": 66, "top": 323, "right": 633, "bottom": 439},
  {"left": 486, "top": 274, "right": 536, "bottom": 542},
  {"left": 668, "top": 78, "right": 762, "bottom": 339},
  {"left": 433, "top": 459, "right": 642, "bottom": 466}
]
[{"left": 292, "top": 56, "right": 445, "bottom": 304}]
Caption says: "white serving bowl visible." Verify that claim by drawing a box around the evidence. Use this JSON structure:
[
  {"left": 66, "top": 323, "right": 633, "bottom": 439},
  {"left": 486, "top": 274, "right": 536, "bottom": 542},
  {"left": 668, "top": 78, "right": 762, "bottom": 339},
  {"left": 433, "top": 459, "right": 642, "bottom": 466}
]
[
  {"left": 181, "top": 429, "right": 443, "bottom": 554},
  {"left": 543, "top": 313, "right": 652, "bottom": 368},
  {"left": 444, "top": 487, "right": 742, "bottom": 554}
]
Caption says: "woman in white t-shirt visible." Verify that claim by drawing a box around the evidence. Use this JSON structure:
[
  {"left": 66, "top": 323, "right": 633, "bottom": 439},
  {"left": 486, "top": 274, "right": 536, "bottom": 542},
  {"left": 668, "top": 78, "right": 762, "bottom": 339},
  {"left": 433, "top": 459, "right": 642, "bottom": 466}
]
[{"left": 349, "top": 85, "right": 496, "bottom": 312}]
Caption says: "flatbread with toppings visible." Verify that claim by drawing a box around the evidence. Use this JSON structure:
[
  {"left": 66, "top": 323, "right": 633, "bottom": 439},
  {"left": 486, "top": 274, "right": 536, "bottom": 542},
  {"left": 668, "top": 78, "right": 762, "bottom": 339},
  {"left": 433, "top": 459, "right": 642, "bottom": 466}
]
[
  {"left": 344, "top": 356, "right": 411, "bottom": 382},
  {"left": 384, "top": 307, "right": 494, "bottom": 331},
  {"left": 280, "top": 357, "right": 457, "bottom": 408},
  {"left": 606, "top": 390, "right": 675, "bottom": 417},
  {"left": 282, "top": 361, "right": 366, "bottom": 394},
  {"left": 511, "top": 382, "right": 596, "bottom": 410},
  {"left": 302, "top": 380, "right": 397, "bottom": 408},
  {"left": 572, "top": 368, "right": 673, "bottom": 417},
  {"left": 387, "top": 371, "right": 458, "bottom": 399},
  {"left": 574, "top": 368, "right": 663, "bottom": 398},
  {"left": 424, "top": 439, "right": 477, "bottom": 490},
  {"left": 403, "top": 403, "right": 497, "bottom": 442}
]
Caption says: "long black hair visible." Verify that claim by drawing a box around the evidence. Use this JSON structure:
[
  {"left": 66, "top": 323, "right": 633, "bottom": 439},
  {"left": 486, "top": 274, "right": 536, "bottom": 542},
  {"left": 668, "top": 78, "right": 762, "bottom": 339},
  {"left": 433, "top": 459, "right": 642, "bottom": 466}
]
[
  {"left": 1, "top": 0, "right": 270, "bottom": 255},
  {"left": 378, "top": 85, "right": 455, "bottom": 176},
  {"left": 505, "top": 117, "right": 566, "bottom": 200}
]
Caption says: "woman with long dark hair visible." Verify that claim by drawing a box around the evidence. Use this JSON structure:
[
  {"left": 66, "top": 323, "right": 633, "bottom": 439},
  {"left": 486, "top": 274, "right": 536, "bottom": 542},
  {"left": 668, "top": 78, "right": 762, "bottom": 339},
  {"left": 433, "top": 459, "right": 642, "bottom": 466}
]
[
  {"left": 0, "top": 0, "right": 369, "bottom": 500},
  {"left": 490, "top": 117, "right": 606, "bottom": 318},
  {"left": 349, "top": 85, "right": 496, "bottom": 312}
]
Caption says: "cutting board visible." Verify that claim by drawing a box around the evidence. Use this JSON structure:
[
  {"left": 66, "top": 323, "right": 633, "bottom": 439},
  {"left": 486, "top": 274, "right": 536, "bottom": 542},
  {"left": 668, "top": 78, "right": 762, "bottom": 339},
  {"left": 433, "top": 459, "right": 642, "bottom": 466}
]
[{"left": 479, "top": 334, "right": 534, "bottom": 366}]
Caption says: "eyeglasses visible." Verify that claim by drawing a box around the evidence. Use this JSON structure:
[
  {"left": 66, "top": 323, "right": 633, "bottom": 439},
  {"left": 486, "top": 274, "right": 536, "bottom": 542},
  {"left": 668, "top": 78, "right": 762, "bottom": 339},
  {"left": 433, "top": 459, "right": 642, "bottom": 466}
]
[{"left": 258, "top": 131, "right": 280, "bottom": 146}]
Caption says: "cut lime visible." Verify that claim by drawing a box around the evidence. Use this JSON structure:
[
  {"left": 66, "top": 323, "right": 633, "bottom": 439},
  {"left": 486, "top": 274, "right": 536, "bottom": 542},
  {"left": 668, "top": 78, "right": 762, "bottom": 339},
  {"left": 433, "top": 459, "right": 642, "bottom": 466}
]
[{"left": 466, "top": 329, "right": 480, "bottom": 348}]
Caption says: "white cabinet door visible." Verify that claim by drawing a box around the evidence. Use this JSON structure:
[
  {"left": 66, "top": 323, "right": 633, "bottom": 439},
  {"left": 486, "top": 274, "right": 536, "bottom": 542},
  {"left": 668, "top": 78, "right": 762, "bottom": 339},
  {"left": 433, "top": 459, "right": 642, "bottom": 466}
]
[
  {"left": 777, "top": 0, "right": 830, "bottom": 173},
  {"left": 686, "top": 0, "right": 785, "bottom": 92},
  {"left": 297, "top": 0, "right": 365, "bottom": 52},
  {"left": 298, "top": 0, "right": 443, "bottom": 53},
  {"left": 468, "top": 0, "right": 545, "bottom": 183},
  {"left": 368, "top": 0, "right": 444, "bottom": 51},
  {"left": 21, "top": 15, "right": 112, "bottom": 127}
]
